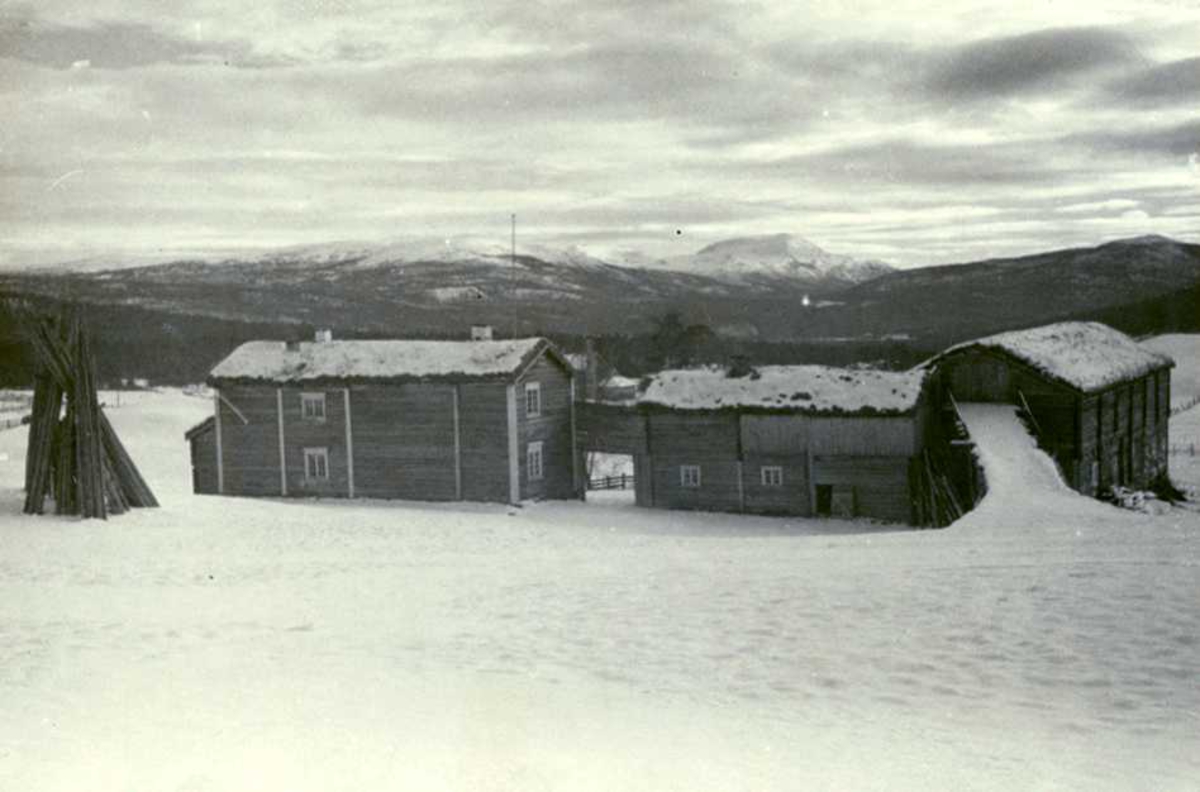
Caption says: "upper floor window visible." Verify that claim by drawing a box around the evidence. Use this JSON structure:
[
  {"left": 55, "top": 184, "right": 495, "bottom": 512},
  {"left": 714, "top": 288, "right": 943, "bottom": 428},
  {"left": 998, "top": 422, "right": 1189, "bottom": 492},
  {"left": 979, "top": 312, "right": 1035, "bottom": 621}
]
[
  {"left": 527, "top": 441, "right": 544, "bottom": 481},
  {"left": 680, "top": 464, "right": 701, "bottom": 488},
  {"left": 525, "top": 382, "right": 541, "bottom": 417},
  {"left": 301, "top": 392, "right": 326, "bottom": 421},
  {"left": 761, "top": 465, "right": 783, "bottom": 487},
  {"left": 304, "top": 447, "right": 329, "bottom": 481}
]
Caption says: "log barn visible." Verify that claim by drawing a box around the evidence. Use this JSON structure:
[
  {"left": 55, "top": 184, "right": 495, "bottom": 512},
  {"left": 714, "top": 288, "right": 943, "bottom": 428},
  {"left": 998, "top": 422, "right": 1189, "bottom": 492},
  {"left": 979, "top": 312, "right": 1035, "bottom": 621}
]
[
  {"left": 186, "top": 332, "right": 578, "bottom": 504},
  {"left": 581, "top": 364, "right": 935, "bottom": 523},
  {"left": 926, "top": 321, "right": 1173, "bottom": 496}
]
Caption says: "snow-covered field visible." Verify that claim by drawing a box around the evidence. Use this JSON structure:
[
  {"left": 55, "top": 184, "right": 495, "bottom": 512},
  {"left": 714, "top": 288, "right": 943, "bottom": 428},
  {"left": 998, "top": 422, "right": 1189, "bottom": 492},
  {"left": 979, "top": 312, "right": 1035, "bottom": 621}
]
[{"left": 1, "top": 390, "right": 1198, "bottom": 791}]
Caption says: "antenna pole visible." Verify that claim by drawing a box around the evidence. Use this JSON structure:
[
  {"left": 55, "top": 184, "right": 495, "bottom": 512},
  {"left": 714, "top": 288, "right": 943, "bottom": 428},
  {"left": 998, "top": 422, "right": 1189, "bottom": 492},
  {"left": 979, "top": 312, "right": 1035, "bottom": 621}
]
[{"left": 510, "top": 213, "right": 516, "bottom": 339}]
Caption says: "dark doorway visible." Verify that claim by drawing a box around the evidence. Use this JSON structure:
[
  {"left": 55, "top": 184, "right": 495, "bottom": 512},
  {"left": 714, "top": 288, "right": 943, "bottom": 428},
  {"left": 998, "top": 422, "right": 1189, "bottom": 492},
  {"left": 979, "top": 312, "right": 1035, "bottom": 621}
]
[{"left": 816, "top": 484, "right": 833, "bottom": 516}]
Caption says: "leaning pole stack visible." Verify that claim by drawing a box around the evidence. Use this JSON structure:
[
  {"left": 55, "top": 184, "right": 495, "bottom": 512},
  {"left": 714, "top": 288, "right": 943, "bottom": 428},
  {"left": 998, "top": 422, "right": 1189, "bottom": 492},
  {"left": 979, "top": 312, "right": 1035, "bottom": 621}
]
[{"left": 14, "top": 304, "right": 158, "bottom": 519}]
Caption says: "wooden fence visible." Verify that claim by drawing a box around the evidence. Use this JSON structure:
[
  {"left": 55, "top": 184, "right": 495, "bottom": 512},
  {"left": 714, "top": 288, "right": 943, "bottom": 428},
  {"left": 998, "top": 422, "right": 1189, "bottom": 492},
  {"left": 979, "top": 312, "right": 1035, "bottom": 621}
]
[
  {"left": 588, "top": 473, "right": 634, "bottom": 491},
  {"left": 1, "top": 414, "right": 29, "bottom": 431}
]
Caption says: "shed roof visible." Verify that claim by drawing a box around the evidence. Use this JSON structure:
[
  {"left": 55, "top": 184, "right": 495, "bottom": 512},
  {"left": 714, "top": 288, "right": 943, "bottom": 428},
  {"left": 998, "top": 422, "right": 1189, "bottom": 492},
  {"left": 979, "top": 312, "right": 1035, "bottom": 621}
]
[
  {"left": 184, "top": 415, "right": 214, "bottom": 440},
  {"left": 639, "top": 365, "right": 926, "bottom": 415},
  {"left": 930, "top": 322, "right": 1173, "bottom": 393},
  {"left": 208, "top": 337, "right": 563, "bottom": 384}
]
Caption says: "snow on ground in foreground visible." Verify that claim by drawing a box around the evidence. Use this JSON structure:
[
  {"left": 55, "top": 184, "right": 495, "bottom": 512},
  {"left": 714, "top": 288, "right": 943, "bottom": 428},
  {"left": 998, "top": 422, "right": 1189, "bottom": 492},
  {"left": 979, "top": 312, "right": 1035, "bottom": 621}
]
[{"left": 1, "top": 391, "right": 1198, "bottom": 791}]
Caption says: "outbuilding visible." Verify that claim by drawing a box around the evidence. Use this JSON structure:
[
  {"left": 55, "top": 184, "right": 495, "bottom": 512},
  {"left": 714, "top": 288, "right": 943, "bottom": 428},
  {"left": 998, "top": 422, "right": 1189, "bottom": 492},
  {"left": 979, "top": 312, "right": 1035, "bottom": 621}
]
[
  {"left": 185, "top": 332, "right": 578, "bottom": 504},
  {"left": 926, "top": 321, "right": 1173, "bottom": 496},
  {"left": 582, "top": 364, "right": 935, "bottom": 523}
]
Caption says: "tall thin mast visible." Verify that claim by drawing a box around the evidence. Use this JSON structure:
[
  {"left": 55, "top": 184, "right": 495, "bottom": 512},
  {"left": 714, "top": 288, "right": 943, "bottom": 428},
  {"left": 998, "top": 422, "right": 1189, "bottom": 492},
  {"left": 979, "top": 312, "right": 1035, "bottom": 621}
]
[{"left": 510, "top": 213, "right": 516, "bottom": 338}]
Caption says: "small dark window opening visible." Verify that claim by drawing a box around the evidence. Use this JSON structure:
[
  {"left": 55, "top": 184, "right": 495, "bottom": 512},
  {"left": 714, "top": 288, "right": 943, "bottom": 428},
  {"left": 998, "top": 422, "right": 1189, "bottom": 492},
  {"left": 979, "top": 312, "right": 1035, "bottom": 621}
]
[{"left": 816, "top": 485, "right": 833, "bottom": 516}]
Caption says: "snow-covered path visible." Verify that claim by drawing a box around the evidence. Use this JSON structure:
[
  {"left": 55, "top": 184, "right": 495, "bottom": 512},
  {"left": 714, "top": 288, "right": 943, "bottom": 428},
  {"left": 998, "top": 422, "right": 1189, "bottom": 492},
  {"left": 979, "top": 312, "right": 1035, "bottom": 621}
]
[
  {"left": 955, "top": 403, "right": 1124, "bottom": 530},
  {"left": 0, "top": 392, "right": 1197, "bottom": 791}
]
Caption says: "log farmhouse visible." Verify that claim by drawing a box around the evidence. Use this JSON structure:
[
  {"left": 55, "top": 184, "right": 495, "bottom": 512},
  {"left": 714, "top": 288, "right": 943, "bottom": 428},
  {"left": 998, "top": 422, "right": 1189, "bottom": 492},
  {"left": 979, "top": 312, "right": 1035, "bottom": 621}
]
[
  {"left": 926, "top": 321, "right": 1173, "bottom": 497},
  {"left": 187, "top": 331, "right": 578, "bottom": 504}
]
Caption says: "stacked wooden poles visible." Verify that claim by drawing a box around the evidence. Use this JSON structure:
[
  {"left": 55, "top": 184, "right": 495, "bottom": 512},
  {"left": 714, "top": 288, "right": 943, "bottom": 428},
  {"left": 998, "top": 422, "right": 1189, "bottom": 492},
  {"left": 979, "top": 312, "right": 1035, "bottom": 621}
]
[{"left": 17, "top": 306, "right": 158, "bottom": 518}]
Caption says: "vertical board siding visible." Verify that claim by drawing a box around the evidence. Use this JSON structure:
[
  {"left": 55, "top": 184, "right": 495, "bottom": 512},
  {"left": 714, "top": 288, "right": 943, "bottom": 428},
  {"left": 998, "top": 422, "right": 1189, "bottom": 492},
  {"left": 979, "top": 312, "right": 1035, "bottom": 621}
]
[
  {"left": 350, "top": 383, "right": 457, "bottom": 501},
  {"left": 809, "top": 416, "right": 916, "bottom": 456},
  {"left": 517, "top": 355, "right": 576, "bottom": 500},
  {"left": 739, "top": 415, "right": 808, "bottom": 455}
]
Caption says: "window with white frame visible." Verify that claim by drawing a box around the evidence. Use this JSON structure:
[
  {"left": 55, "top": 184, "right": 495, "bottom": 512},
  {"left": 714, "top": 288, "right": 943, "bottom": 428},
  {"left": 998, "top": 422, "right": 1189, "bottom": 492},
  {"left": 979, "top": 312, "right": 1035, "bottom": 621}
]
[
  {"left": 680, "top": 464, "right": 701, "bottom": 488},
  {"left": 527, "top": 441, "right": 544, "bottom": 481},
  {"left": 304, "top": 447, "right": 329, "bottom": 481},
  {"left": 524, "top": 382, "right": 541, "bottom": 417},
  {"left": 761, "top": 465, "right": 783, "bottom": 486},
  {"left": 301, "top": 392, "right": 326, "bottom": 421}
]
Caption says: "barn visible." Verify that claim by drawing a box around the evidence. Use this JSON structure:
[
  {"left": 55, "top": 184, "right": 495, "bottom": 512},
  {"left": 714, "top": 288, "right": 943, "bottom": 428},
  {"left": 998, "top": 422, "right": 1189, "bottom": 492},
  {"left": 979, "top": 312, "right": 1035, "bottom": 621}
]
[
  {"left": 581, "top": 364, "right": 936, "bottom": 523},
  {"left": 186, "top": 332, "right": 578, "bottom": 504},
  {"left": 926, "top": 321, "right": 1173, "bottom": 497}
]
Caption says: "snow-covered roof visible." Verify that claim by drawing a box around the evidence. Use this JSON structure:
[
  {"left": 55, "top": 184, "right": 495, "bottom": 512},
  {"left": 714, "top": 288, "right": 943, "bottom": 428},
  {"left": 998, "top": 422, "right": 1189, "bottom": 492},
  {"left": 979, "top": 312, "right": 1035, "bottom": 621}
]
[
  {"left": 639, "top": 365, "right": 926, "bottom": 415},
  {"left": 209, "top": 337, "right": 560, "bottom": 384},
  {"left": 932, "top": 322, "right": 1173, "bottom": 393}
]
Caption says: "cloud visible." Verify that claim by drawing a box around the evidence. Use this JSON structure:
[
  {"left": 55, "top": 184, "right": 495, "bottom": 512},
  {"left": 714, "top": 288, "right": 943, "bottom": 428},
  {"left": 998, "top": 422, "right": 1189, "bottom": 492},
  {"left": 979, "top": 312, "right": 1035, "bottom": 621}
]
[
  {"left": 1055, "top": 198, "right": 1141, "bottom": 213},
  {"left": 1072, "top": 119, "right": 1200, "bottom": 157},
  {"left": 1105, "top": 56, "right": 1200, "bottom": 106},
  {"left": 921, "top": 27, "right": 1140, "bottom": 100},
  {"left": 0, "top": 17, "right": 285, "bottom": 69}
]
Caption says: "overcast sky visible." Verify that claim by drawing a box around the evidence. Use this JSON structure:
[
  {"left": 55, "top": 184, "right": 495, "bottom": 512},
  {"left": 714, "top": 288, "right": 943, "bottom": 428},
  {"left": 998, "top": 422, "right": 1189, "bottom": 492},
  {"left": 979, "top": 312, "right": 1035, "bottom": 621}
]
[{"left": 1, "top": 0, "right": 1198, "bottom": 268}]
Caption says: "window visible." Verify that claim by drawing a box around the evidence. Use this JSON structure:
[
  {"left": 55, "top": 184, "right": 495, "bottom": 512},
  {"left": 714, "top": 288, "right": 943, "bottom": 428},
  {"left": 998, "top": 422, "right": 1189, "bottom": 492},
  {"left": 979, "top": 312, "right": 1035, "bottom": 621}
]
[
  {"left": 761, "top": 465, "right": 783, "bottom": 487},
  {"left": 680, "top": 464, "right": 701, "bottom": 488},
  {"left": 301, "top": 392, "right": 326, "bottom": 421},
  {"left": 304, "top": 447, "right": 329, "bottom": 481},
  {"left": 527, "top": 441, "right": 544, "bottom": 481},
  {"left": 524, "top": 382, "right": 541, "bottom": 417}
]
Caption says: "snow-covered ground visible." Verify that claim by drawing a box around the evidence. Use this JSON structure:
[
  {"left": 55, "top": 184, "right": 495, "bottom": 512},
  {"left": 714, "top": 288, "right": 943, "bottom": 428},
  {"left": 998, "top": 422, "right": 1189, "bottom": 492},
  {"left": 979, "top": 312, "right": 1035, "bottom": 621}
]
[
  {"left": 1141, "top": 334, "right": 1200, "bottom": 411},
  {"left": 1, "top": 390, "right": 1198, "bottom": 791}
]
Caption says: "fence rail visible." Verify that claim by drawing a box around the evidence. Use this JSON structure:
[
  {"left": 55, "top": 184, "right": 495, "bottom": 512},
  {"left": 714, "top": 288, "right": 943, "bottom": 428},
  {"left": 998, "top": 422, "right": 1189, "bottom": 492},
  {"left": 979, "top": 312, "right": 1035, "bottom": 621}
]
[
  {"left": 588, "top": 473, "right": 634, "bottom": 490},
  {"left": 1, "top": 414, "right": 29, "bottom": 431},
  {"left": 1172, "top": 395, "right": 1200, "bottom": 417}
]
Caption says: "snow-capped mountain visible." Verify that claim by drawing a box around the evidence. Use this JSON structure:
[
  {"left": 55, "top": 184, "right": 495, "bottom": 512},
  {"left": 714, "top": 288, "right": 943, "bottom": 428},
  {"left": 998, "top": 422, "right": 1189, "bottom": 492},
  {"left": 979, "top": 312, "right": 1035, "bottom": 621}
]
[{"left": 661, "top": 234, "right": 893, "bottom": 285}]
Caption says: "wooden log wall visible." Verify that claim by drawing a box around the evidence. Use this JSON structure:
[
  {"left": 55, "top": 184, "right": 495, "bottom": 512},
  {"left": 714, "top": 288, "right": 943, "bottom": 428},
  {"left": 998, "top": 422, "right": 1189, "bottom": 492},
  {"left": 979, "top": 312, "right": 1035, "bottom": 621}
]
[
  {"left": 517, "top": 355, "right": 576, "bottom": 500},
  {"left": 350, "top": 383, "right": 457, "bottom": 501}
]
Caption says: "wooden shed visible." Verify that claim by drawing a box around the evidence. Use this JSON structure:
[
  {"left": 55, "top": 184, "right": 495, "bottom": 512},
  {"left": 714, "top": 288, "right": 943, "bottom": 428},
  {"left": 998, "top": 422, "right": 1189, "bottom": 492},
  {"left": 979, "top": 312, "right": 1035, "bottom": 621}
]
[
  {"left": 926, "top": 321, "right": 1173, "bottom": 496},
  {"left": 186, "top": 332, "right": 578, "bottom": 505},
  {"left": 581, "top": 364, "right": 935, "bottom": 524}
]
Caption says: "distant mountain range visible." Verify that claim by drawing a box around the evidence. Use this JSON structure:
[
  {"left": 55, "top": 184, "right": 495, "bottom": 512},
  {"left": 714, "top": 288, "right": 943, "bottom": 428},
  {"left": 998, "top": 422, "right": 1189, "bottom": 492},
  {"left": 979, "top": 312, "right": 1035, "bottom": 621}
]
[{"left": 2, "top": 234, "right": 1198, "bottom": 372}]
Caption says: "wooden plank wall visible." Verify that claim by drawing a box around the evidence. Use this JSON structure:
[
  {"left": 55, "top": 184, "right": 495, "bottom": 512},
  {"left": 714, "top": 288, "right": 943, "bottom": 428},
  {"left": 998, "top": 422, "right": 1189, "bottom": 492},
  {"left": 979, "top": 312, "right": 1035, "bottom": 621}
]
[
  {"left": 189, "top": 428, "right": 218, "bottom": 494},
  {"left": 578, "top": 402, "right": 647, "bottom": 454},
  {"left": 643, "top": 409, "right": 922, "bottom": 522},
  {"left": 517, "top": 355, "right": 576, "bottom": 500},
  {"left": 349, "top": 383, "right": 457, "bottom": 500},
  {"left": 812, "top": 456, "right": 912, "bottom": 523},
  {"left": 458, "top": 382, "right": 512, "bottom": 503},
  {"left": 280, "top": 386, "right": 350, "bottom": 497},
  {"left": 217, "top": 386, "right": 285, "bottom": 496},
  {"left": 741, "top": 454, "right": 809, "bottom": 515}
]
